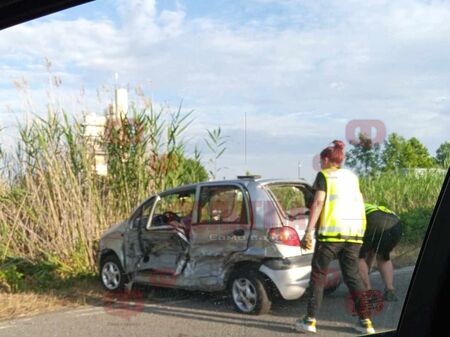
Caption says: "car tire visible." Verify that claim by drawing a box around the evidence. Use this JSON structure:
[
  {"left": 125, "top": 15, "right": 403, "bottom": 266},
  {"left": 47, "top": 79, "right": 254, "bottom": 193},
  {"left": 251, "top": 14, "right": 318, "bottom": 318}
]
[
  {"left": 230, "top": 270, "right": 272, "bottom": 315},
  {"left": 100, "top": 255, "right": 127, "bottom": 292}
]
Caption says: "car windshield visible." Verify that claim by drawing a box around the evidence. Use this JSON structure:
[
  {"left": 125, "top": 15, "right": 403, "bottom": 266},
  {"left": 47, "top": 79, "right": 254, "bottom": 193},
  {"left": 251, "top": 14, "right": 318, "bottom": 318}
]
[{"left": 0, "top": 1, "right": 448, "bottom": 337}]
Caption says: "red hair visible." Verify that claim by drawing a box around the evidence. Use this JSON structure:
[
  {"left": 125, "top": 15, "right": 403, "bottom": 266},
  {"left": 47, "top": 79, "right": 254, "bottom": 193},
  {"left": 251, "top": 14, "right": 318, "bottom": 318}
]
[{"left": 320, "top": 140, "right": 345, "bottom": 166}]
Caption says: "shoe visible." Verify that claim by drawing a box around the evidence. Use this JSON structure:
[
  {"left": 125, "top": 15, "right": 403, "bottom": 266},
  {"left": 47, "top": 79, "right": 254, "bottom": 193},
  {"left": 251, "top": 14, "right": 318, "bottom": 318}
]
[
  {"left": 354, "top": 318, "right": 375, "bottom": 334},
  {"left": 295, "top": 315, "right": 317, "bottom": 333},
  {"left": 384, "top": 289, "right": 399, "bottom": 302}
]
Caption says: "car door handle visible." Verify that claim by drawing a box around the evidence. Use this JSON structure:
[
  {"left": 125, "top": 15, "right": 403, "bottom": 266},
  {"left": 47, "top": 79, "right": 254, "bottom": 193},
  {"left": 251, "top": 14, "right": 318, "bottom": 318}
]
[{"left": 232, "top": 229, "right": 245, "bottom": 236}]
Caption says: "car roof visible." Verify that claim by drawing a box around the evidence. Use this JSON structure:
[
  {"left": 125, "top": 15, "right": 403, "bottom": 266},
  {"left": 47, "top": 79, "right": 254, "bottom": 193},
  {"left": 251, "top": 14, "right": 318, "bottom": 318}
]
[{"left": 160, "top": 177, "right": 311, "bottom": 195}]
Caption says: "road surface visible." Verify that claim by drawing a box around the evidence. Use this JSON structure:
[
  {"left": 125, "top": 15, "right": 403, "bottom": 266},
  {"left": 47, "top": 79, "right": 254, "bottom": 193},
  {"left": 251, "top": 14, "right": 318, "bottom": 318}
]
[{"left": 0, "top": 266, "right": 414, "bottom": 337}]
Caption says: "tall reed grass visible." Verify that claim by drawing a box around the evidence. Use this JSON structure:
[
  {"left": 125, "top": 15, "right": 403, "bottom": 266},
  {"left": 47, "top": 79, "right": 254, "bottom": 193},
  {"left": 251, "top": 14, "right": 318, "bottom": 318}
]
[
  {"left": 0, "top": 104, "right": 209, "bottom": 276},
  {"left": 360, "top": 170, "right": 446, "bottom": 243}
]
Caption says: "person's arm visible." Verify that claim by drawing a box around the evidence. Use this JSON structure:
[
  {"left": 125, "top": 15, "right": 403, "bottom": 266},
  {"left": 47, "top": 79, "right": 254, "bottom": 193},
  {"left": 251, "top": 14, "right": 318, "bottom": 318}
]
[
  {"left": 306, "top": 171, "right": 327, "bottom": 233},
  {"left": 301, "top": 172, "right": 326, "bottom": 249},
  {"left": 305, "top": 190, "right": 326, "bottom": 234}
]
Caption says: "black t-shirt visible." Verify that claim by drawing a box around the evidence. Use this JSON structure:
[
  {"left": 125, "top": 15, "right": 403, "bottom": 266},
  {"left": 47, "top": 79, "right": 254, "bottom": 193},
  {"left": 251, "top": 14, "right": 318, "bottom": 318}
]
[{"left": 312, "top": 171, "right": 326, "bottom": 192}]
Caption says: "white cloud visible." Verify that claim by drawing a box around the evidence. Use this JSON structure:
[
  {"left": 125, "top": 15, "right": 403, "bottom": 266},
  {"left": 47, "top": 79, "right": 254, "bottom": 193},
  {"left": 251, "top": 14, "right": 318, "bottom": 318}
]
[{"left": 1, "top": 0, "right": 450, "bottom": 180}]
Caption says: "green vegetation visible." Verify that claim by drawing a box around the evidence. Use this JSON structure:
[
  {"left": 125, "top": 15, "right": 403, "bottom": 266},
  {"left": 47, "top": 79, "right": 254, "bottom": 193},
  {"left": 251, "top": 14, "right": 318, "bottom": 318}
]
[
  {"left": 0, "top": 98, "right": 221, "bottom": 293},
  {"left": 436, "top": 141, "right": 450, "bottom": 168},
  {"left": 0, "top": 257, "right": 95, "bottom": 293},
  {"left": 204, "top": 127, "right": 228, "bottom": 179},
  {"left": 360, "top": 171, "right": 446, "bottom": 244},
  {"left": 346, "top": 133, "right": 444, "bottom": 176},
  {"left": 346, "top": 133, "right": 383, "bottom": 176},
  {"left": 382, "top": 133, "right": 435, "bottom": 171},
  {"left": 346, "top": 131, "right": 447, "bottom": 246}
]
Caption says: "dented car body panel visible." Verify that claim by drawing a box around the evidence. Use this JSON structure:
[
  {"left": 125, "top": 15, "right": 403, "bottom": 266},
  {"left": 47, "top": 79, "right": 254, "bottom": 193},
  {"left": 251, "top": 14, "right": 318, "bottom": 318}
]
[{"left": 98, "top": 177, "right": 326, "bottom": 300}]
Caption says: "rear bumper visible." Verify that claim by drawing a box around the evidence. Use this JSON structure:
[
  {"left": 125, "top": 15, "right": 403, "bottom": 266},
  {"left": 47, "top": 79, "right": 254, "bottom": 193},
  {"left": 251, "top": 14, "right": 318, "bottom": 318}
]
[
  {"left": 259, "top": 261, "right": 311, "bottom": 300},
  {"left": 259, "top": 256, "right": 342, "bottom": 300}
]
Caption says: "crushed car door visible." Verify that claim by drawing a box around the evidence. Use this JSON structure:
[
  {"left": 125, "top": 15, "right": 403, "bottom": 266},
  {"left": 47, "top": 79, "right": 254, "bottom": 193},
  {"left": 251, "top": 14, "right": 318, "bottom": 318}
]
[
  {"left": 189, "top": 184, "right": 252, "bottom": 259},
  {"left": 137, "top": 189, "right": 195, "bottom": 276}
]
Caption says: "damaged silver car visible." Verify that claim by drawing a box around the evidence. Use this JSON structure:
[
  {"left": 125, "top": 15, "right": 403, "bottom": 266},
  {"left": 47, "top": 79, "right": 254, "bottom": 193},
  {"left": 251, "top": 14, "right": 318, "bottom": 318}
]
[{"left": 97, "top": 176, "right": 341, "bottom": 314}]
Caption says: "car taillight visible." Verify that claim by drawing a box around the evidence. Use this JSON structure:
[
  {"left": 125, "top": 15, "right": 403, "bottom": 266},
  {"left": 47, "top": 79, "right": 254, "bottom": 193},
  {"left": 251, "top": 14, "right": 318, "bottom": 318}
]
[{"left": 268, "top": 226, "right": 301, "bottom": 246}]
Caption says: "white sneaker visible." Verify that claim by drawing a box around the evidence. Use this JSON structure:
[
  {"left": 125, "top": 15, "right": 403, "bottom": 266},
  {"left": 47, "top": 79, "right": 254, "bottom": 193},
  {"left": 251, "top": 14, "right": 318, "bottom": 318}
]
[
  {"left": 295, "top": 316, "right": 317, "bottom": 333},
  {"left": 354, "top": 318, "right": 375, "bottom": 334}
]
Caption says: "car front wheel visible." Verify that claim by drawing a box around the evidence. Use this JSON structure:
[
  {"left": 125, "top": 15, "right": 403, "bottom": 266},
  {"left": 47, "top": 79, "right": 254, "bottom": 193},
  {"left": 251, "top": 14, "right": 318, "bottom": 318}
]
[
  {"left": 100, "top": 255, "right": 126, "bottom": 292},
  {"left": 230, "top": 270, "right": 272, "bottom": 315}
]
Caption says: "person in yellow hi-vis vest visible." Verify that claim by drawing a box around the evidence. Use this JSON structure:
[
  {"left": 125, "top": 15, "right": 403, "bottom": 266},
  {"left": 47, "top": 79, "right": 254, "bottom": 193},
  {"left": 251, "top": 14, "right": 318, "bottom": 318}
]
[
  {"left": 359, "top": 203, "right": 403, "bottom": 302},
  {"left": 296, "top": 140, "right": 375, "bottom": 335}
]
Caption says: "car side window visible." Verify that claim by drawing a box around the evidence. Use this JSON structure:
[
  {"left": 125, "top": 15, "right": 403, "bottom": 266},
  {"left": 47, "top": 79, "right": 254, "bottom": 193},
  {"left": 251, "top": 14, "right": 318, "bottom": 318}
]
[
  {"left": 198, "top": 185, "right": 248, "bottom": 224},
  {"left": 151, "top": 190, "right": 196, "bottom": 227},
  {"left": 130, "top": 199, "right": 154, "bottom": 229}
]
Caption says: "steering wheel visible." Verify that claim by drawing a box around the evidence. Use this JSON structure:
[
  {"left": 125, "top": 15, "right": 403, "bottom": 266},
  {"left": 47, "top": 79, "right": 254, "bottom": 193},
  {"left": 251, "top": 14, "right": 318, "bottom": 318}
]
[{"left": 162, "top": 211, "right": 181, "bottom": 224}]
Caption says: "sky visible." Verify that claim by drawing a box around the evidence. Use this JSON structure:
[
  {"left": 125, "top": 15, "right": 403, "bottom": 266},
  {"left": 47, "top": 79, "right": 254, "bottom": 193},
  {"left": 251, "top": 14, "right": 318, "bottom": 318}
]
[{"left": 0, "top": 0, "right": 449, "bottom": 182}]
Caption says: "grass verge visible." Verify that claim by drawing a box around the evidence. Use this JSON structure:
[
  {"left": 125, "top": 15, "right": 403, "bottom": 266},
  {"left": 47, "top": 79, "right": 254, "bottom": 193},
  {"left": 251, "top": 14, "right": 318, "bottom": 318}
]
[{"left": 0, "top": 277, "right": 103, "bottom": 321}]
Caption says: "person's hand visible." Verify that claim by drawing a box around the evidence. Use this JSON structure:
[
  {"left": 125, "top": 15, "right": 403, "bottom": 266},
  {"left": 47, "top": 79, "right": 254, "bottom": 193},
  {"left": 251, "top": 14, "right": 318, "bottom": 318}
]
[{"left": 301, "top": 231, "right": 313, "bottom": 250}]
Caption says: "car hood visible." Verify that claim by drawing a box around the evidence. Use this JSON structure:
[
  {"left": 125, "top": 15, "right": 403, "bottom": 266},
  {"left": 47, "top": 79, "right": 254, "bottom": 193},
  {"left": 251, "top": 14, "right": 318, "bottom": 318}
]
[{"left": 100, "top": 220, "right": 127, "bottom": 239}]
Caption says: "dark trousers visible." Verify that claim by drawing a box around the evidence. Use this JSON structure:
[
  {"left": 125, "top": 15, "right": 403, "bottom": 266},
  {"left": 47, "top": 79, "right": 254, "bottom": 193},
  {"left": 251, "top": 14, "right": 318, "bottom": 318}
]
[{"left": 307, "top": 241, "right": 370, "bottom": 319}]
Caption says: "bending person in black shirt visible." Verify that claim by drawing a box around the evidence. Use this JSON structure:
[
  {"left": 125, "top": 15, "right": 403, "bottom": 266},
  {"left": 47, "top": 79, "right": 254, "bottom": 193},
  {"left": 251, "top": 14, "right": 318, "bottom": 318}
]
[{"left": 359, "top": 203, "right": 403, "bottom": 302}]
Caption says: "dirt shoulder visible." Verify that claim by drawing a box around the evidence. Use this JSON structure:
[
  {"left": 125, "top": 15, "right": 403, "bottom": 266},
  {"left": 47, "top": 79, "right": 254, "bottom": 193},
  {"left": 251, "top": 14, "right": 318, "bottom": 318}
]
[{"left": 0, "top": 278, "right": 104, "bottom": 321}]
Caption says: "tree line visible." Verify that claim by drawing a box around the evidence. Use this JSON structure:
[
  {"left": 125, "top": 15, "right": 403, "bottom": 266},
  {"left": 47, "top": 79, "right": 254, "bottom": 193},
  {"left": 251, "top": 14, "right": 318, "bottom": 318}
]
[{"left": 345, "top": 133, "right": 450, "bottom": 176}]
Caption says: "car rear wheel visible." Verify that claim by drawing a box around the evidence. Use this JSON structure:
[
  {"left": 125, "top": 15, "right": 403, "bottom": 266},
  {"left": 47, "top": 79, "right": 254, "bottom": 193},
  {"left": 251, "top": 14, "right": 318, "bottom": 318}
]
[
  {"left": 230, "top": 270, "right": 272, "bottom": 315},
  {"left": 100, "top": 255, "right": 126, "bottom": 292}
]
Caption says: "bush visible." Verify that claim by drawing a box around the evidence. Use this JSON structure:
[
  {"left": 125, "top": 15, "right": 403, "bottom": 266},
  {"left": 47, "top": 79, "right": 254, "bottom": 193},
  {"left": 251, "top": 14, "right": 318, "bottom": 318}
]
[
  {"left": 360, "top": 171, "right": 445, "bottom": 244},
  {"left": 0, "top": 263, "right": 24, "bottom": 293},
  {"left": 0, "top": 257, "right": 97, "bottom": 293},
  {"left": 398, "top": 207, "right": 434, "bottom": 244}
]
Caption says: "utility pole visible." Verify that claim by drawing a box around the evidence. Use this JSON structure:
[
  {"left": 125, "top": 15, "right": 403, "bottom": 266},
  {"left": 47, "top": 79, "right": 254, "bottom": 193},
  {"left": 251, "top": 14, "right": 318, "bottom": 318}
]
[{"left": 244, "top": 111, "right": 247, "bottom": 167}]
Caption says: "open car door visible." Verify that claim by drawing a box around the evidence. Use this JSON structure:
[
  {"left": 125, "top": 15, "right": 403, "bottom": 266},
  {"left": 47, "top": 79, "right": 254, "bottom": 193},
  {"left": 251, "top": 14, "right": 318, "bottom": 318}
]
[{"left": 135, "top": 188, "right": 195, "bottom": 277}]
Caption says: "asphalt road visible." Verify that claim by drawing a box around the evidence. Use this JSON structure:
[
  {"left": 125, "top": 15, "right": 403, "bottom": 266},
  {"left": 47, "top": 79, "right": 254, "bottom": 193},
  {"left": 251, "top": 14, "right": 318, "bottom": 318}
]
[{"left": 0, "top": 266, "right": 414, "bottom": 337}]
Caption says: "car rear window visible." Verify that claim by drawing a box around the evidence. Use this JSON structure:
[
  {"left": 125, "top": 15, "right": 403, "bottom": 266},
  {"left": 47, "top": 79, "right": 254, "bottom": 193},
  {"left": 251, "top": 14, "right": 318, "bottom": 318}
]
[{"left": 267, "top": 184, "right": 313, "bottom": 219}]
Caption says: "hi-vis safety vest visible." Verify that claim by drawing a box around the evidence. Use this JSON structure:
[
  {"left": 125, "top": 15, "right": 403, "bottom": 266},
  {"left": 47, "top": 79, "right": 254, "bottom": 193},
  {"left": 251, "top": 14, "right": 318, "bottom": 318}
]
[
  {"left": 317, "top": 168, "right": 366, "bottom": 244},
  {"left": 365, "top": 203, "right": 397, "bottom": 216}
]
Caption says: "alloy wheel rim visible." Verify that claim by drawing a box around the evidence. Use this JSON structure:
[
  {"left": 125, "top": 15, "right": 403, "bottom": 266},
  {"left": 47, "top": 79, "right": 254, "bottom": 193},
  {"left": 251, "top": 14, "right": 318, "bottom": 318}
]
[
  {"left": 102, "top": 262, "right": 121, "bottom": 290},
  {"left": 232, "top": 278, "right": 257, "bottom": 312}
]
